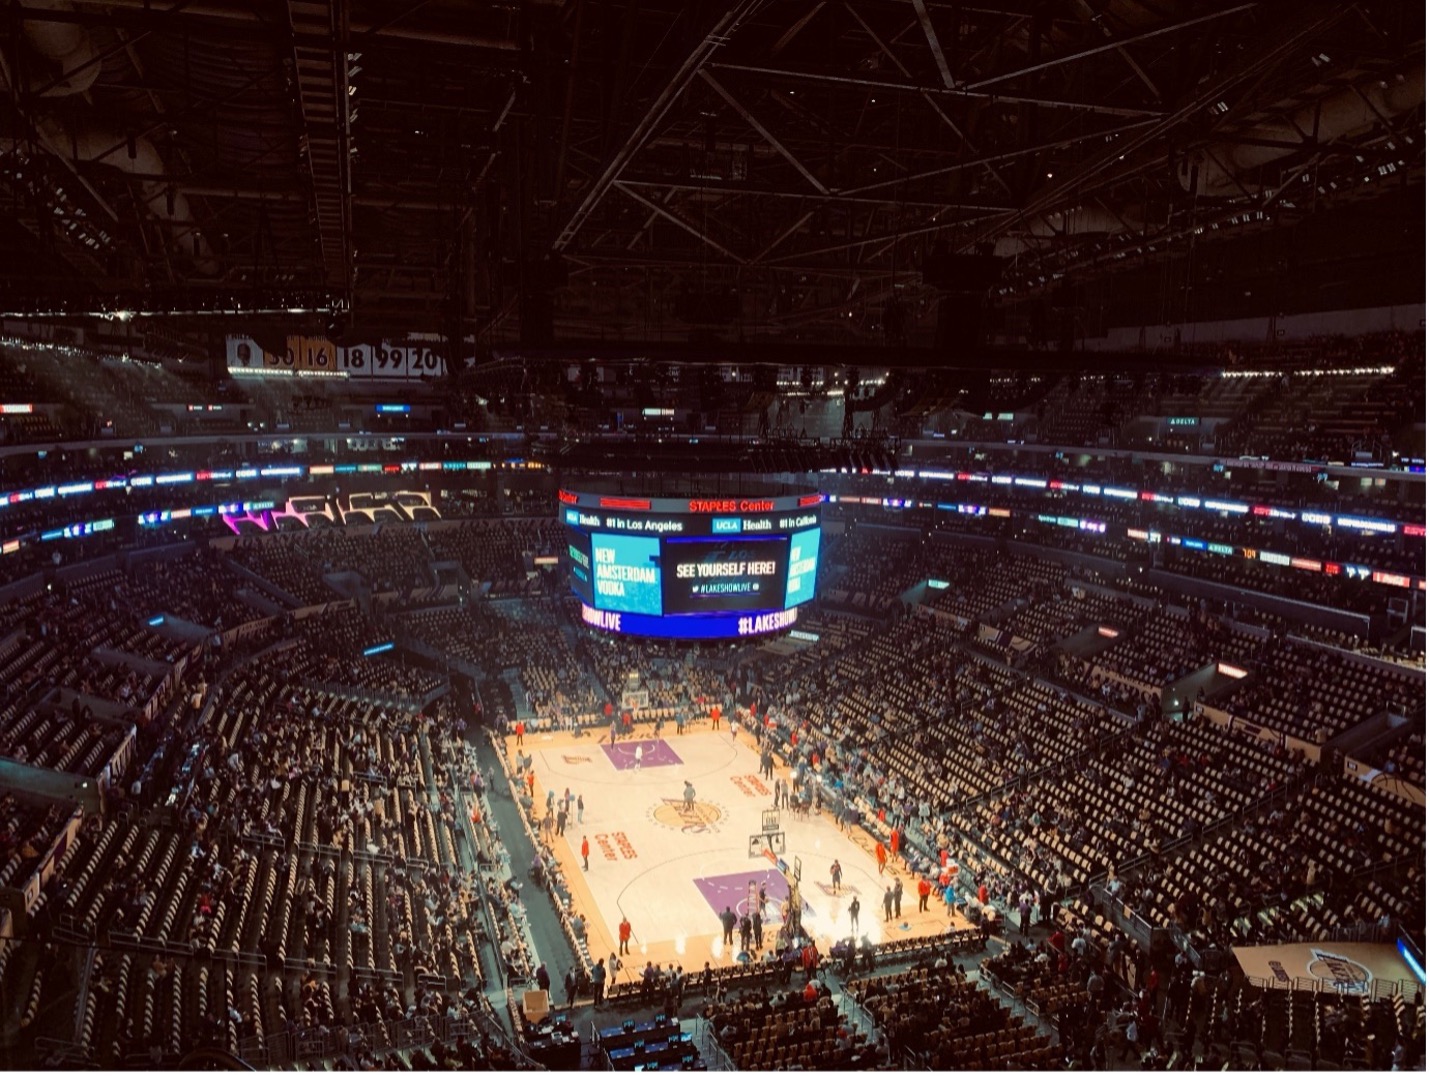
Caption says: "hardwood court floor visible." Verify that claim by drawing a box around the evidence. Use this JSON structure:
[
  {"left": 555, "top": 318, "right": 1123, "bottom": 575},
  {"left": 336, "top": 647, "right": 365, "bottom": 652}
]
[{"left": 502, "top": 724, "right": 971, "bottom": 985}]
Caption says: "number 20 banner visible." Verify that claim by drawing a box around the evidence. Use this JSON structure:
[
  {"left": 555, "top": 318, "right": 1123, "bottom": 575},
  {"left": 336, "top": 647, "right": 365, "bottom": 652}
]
[{"left": 225, "top": 335, "right": 450, "bottom": 380}]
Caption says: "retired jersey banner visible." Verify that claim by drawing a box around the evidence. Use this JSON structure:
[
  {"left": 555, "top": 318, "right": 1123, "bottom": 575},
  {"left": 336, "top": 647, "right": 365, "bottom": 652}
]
[{"left": 225, "top": 335, "right": 452, "bottom": 380}]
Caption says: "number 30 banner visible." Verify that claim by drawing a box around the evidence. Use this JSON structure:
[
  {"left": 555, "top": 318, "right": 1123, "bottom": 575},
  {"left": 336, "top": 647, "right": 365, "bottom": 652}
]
[{"left": 225, "top": 335, "right": 451, "bottom": 380}]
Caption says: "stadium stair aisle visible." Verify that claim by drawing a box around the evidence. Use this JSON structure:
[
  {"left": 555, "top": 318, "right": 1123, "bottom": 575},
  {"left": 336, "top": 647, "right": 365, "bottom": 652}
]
[
  {"left": 471, "top": 734, "right": 579, "bottom": 995},
  {"left": 439, "top": 755, "right": 512, "bottom": 1019},
  {"left": 557, "top": 620, "right": 610, "bottom": 709},
  {"left": 501, "top": 672, "right": 536, "bottom": 723}
]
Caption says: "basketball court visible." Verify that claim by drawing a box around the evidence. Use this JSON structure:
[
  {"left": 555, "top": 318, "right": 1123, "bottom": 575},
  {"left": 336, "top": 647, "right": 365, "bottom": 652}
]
[{"left": 502, "top": 724, "right": 971, "bottom": 980}]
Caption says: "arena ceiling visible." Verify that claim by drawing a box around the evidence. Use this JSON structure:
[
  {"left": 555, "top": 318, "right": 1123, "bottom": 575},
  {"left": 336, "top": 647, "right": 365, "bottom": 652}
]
[{"left": 0, "top": 0, "right": 1422, "bottom": 348}]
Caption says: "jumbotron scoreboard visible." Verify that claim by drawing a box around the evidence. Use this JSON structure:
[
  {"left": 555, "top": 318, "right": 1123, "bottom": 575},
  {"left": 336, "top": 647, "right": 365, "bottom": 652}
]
[{"left": 559, "top": 487, "right": 823, "bottom": 638}]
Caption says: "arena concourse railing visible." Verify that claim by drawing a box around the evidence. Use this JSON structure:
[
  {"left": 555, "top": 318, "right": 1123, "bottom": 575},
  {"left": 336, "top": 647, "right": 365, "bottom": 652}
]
[
  {"left": 1238, "top": 972, "right": 1422, "bottom": 1002},
  {"left": 483, "top": 736, "right": 544, "bottom": 985},
  {"left": 488, "top": 731, "right": 595, "bottom": 985},
  {"left": 298, "top": 675, "right": 450, "bottom": 714},
  {"left": 31, "top": 1036, "right": 88, "bottom": 1068},
  {"left": 692, "top": 1014, "right": 736, "bottom": 1070},
  {"left": 454, "top": 767, "right": 515, "bottom": 994},
  {"left": 1088, "top": 882, "right": 1158, "bottom": 951}
]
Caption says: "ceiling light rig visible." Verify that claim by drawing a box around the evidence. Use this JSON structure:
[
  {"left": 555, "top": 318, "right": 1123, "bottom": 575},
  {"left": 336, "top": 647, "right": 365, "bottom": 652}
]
[{"left": 0, "top": 290, "right": 347, "bottom": 321}]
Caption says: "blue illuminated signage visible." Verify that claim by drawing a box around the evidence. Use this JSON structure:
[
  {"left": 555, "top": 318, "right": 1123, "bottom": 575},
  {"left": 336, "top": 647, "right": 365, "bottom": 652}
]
[
  {"left": 1398, "top": 938, "right": 1425, "bottom": 983},
  {"left": 784, "top": 527, "right": 820, "bottom": 607}
]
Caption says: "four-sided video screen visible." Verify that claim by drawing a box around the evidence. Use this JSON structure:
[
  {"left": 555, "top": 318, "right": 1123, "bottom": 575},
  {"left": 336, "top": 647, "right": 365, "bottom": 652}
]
[{"left": 561, "top": 488, "right": 822, "bottom": 638}]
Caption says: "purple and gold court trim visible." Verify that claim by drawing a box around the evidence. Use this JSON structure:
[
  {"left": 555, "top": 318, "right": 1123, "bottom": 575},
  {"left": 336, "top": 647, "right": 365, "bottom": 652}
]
[
  {"left": 693, "top": 869, "right": 789, "bottom": 924},
  {"left": 602, "top": 738, "right": 683, "bottom": 770}
]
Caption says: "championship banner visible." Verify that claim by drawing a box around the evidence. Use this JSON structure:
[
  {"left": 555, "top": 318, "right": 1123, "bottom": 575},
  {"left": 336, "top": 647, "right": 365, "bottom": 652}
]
[{"left": 225, "top": 335, "right": 452, "bottom": 380}]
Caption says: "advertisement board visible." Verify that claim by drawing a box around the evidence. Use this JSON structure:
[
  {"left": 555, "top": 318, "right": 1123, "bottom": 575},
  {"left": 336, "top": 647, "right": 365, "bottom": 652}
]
[
  {"left": 589, "top": 533, "right": 663, "bottom": 616},
  {"left": 662, "top": 536, "right": 790, "bottom": 613}
]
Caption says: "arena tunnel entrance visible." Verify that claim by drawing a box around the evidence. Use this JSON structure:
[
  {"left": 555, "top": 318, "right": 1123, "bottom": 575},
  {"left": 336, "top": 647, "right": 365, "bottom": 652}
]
[
  {"left": 1162, "top": 660, "right": 1252, "bottom": 720},
  {"left": 1058, "top": 622, "right": 1128, "bottom": 663}
]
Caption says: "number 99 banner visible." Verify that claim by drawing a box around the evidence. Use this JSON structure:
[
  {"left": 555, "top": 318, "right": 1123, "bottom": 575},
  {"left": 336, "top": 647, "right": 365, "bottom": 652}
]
[{"left": 226, "top": 335, "right": 450, "bottom": 380}]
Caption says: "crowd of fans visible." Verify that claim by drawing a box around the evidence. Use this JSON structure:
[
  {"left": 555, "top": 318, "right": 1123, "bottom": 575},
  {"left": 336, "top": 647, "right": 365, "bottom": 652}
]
[
  {"left": 820, "top": 498, "right": 1420, "bottom": 629},
  {"left": 705, "top": 976, "right": 888, "bottom": 1069},
  {"left": 0, "top": 794, "right": 73, "bottom": 887},
  {"left": 854, "top": 961, "right": 1057, "bottom": 1068},
  {"left": 424, "top": 519, "right": 562, "bottom": 596},
  {"left": 0, "top": 521, "right": 1415, "bottom": 1068},
  {"left": 0, "top": 329, "right": 1420, "bottom": 1069},
  {"left": 30, "top": 630, "right": 509, "bottom": 1067}
]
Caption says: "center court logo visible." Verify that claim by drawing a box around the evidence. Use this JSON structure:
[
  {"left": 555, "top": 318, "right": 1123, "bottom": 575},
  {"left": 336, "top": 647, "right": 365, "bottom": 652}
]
[
  {"left": 649, "top": 798, "right": 727, "bottom": 834},
  {"left": 1306, "top": 949, "right": 1374, "bottom": 994}
]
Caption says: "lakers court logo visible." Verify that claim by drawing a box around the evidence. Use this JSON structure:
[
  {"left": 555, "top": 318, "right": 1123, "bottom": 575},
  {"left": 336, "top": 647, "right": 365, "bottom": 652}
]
[{"left": 649, "top": 798, "right": 727, "bottom": 834}]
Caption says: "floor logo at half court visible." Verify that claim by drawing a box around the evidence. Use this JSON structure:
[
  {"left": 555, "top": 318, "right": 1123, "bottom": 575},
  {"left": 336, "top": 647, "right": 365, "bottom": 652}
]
[
  {"left": 649, "top": 798, "right": 727, "bottom": 834},
  {"left": 1306, "top": 949, "right": 1374, "bottom": 994}
]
